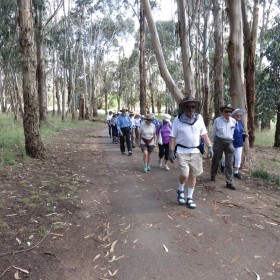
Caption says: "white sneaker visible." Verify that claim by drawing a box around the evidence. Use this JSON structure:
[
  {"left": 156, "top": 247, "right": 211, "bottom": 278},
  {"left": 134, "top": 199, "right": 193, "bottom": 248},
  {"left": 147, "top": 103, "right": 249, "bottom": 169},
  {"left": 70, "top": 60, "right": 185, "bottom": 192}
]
[
  {"left": 165, "top": 165, "right": 170, "bottom": 171},
  {"left": 158, "top": 158, "right": 162, "bottom": 167}
]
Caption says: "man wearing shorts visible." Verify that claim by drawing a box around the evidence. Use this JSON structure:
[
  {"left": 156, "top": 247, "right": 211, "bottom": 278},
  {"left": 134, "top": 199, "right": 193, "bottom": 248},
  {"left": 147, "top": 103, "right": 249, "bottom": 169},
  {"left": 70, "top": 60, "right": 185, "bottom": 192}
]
[{"left": 169, "top": 96, "right": 213, "bottom": 209}]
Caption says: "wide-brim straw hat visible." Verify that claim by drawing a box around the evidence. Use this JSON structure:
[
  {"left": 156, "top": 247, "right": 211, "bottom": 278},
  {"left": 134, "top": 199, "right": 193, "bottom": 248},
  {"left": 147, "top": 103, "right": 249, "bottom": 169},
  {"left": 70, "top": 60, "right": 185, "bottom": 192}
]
[
  {"left": 179, "top": 96, "right": 201, "bottom": 110},
  {"left": 220, "top": 104, "right": 235, "bottom": 112},
  {"left": 231, "top": 108, "right": 245, "bottom": 117},
  {"left": 120, "top": 108, "right": 129, "bottom": 112},
  {"left": 145, "top": 114, "right": 154, "bottom": 120}
]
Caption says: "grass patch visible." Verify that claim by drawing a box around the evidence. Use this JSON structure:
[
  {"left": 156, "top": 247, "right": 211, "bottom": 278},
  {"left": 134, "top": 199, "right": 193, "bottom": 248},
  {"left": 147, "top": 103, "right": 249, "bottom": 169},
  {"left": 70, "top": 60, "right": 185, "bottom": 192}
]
[
  {"left": 255, "top": 122, "right": 276, "bottom": 147},
  {"left": 252, "top": 168, "right": 280, "bottom": 186},
  {"left": 0, "top": 113, "right": 98, "bottom": 165}
]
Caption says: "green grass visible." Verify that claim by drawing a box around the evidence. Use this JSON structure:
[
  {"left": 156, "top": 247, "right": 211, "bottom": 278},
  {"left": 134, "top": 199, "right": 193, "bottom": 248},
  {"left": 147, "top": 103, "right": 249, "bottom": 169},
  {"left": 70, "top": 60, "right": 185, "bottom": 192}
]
[
  {"left": 254, "top": 122, "right": 276, "bottom": 147},
  {"left": 0, "top": 113, "right": 97, "bottom": 165}
]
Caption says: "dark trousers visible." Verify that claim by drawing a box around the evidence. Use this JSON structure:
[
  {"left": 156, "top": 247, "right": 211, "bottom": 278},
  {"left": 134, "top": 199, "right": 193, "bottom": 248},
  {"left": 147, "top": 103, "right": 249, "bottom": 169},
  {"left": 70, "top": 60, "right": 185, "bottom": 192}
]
[
  {"left": 120, "top": 127, "right": 132, "bottom": 153},
  {"left": 158, "top": 143, "right": 169, "bottom": 160},
  {"left": 108, "top": 122, "right": 112, "bottom": 137},
  {"left": 112, "top": 126, "right": 118, "bottom": 142},
  {"left": 211, "top": 136, "right": 234, "bottom": 184}
]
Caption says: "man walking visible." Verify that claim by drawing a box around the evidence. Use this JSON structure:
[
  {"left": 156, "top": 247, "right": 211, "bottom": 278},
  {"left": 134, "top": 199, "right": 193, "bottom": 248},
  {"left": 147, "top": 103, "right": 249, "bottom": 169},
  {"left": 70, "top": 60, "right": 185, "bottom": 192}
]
[
  {"left": 210, "top": 104, "right": 236, "bottom": 190},
  {"left": 117, "top": 108, "right": 133, "bottom": 156},
  {"left": 169, "top": 96, "right": 213, "bottom": 209}
]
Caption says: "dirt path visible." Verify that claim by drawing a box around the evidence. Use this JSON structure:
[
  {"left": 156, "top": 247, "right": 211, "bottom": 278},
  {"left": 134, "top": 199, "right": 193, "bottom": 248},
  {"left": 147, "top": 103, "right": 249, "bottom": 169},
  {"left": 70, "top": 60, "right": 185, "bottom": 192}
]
[{"left": 1, "top": 124, "right": 279, "bottom": 280}]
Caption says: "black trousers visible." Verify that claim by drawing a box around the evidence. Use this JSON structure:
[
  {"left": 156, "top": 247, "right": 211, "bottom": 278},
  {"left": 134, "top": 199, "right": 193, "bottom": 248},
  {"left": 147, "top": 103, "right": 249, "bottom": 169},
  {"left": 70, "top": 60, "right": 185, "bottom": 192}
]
[
  {"left": 158, "top": 143, "right": 169, "bottom": 160},
  {"left": 120, "top": 127, "right": 132, "bottom": 153}
]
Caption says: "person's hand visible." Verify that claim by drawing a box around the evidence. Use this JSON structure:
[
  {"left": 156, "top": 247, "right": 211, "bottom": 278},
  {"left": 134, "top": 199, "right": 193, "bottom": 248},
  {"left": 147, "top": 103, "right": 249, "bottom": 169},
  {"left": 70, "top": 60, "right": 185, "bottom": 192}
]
[
  {"left": 207, "top": 146, "right": 214, "bottom": 158},
  {"left": 168, "top": 150, "right": 175, "bottom": 163}
]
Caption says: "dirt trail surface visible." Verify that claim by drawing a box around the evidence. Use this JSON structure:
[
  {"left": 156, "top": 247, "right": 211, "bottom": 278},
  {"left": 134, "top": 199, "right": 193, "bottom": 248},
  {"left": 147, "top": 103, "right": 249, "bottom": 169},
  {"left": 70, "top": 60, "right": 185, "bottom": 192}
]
[{"left": 1, "top": 124, "right": 280, "bottom": 280}]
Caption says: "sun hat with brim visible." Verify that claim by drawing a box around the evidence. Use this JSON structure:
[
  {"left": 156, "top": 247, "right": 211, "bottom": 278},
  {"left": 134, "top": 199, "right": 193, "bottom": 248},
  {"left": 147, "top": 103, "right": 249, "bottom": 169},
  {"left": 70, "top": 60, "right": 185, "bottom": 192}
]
[
  {"left": 231, "top": 108, "right": 245, "bottom": 117},
  {"left": 179, "top": 96, "right": 201, "bottom": 110},
  {"left": 145, "top": 114, "right": 154, "bottom": 120},
  {"left": 120, "top": 108, "right": 129, "bottom": 112},
  {"left": 220, "top": 104, "right": 234, "bottom": 112},
  {"left": 163, "top": 114, "right": 172, "bottom": 121}
]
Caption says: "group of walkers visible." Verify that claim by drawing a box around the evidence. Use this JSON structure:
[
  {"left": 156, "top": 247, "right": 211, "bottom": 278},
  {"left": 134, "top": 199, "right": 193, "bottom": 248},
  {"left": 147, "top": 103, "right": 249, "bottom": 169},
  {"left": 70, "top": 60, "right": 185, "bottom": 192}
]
[{"left": 106, "top": 96, "right": 246, "bottom": 209}]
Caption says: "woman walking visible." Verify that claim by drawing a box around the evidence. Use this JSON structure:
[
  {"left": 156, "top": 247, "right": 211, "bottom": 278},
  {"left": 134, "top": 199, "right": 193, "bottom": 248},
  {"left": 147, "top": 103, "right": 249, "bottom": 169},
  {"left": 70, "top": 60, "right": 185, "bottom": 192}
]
[{"left": 156, "top": 114, "right": 172, "bottom": 171}]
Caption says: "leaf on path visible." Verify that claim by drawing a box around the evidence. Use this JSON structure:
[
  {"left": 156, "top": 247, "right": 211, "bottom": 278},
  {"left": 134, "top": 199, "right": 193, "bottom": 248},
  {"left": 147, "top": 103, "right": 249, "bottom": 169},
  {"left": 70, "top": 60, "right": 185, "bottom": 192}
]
[
  {"left": 84, "top": 233, "right": 95, "bottom": 239},
  {"left": 165, "top": 189, "right": 173, "bottom": 192},
  {"left": 265, "top": 221, "right": 278, "bottom": 226},
  {"left": 12, "top": 266, "right": 29, "bottom": 274},
  {"left": 93, "top": 254, "right": 101, "bottom": 262},
  {"left": 108, "top": 255, "right": 116, "bottom": 263},
  {"left": 93, "top": 199, "right": 100, "bottom": 204},
  {"left": 167, "top": 214, "right": 173, "bottom": 220},
  {"left": 104, "top": 252, "right": 109, "bottom": 258},
  {"left": 124, "top": 224, "right": 130, "bottom": 231},
  {"left": 253, "top": 271, "right": 260, "bottom": 280},
  {"left": 163, "top": 244, "right": 169, "bottom": 252},
  {"left": 16, "top": 238, "right": 21, "bottom": 245},
  {"left": 133, "top": 239, "right": 138, "bottom": 244},
  {"left": 110, "top": 240, "right": 118, "bottom": 253},
  {"left": 231, "top": 254, "right": 240, "bottom": 263},
  {"left": 254, "top": 255, "right": 262, "bottom": 259},
  {"left": 254, "top": 224, "right": 264, "bottom": 229},
  {"left": 14, "top": 271, "right": 22, "bottom": 280},
  {"left": 114, "top": 255, "right": 125, "bottom": 261},
  {"left": 112, "top": 270, "right": 118, "bottom": 276}
]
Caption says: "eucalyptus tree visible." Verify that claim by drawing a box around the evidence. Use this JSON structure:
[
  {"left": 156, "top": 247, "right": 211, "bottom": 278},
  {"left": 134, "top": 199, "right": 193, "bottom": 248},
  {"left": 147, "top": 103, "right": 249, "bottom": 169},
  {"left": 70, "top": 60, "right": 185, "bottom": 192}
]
[
  {"left": 17, "top": 0, "right": 45, "bottom": 158},
  {"left": 241, "top": 0, "right": 260, "bottom": 147},
  {"left": 212, "top": 0, "right": 224, "bottom": 118}
]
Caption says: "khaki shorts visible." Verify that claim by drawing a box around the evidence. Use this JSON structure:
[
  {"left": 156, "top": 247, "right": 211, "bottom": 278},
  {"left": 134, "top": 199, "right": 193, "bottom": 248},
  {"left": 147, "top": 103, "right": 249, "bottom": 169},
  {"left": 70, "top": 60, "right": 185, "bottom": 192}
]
[{"left": 176, "top": 153, "right": 203, "bottom": 177}]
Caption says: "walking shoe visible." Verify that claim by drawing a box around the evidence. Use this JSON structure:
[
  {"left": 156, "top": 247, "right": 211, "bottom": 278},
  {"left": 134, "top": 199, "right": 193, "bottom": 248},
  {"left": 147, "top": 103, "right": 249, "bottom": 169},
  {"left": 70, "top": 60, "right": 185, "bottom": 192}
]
[
  {"left": 143, "top": 165, "right": 148, "bottom": 173},
  {"left": 211, "top": 176, "right": 216, "bottom": 181},
  {"left": 177, "top": 190, "right": 186, "bottom": 205},
  {"left": 186, "top": 198, "right": 196, "bottom": 209},
  {"left": 128, "top": 151, "right": 133, "bottom": 156},
  {"left": 234, "top": 173, "right": 242, "bottom": 180},
  {"left": 122, "top": 152, "right": 126, "bottom": 155},
  {"left": 165, "top": 165, "right": 170, "bottom": 171},
  {"left": 147, "top": 165, "right": 151, "bottom": 171},
  {"left": 226, "top": 183, "right": 236, "bottom": 190},
  {"left": 158, "top": 158, "right": 162, "bottom": 167}
]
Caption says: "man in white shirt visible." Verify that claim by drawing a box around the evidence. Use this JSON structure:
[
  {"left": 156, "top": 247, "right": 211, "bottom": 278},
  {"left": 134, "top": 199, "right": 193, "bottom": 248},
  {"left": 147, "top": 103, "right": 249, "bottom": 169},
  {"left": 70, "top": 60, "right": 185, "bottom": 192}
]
[
  {"left": 210, "top": 104, "right": 236, "bottom": 190},
  {"left": 169, "top": 96, "right": 213, "bottom": 209}
]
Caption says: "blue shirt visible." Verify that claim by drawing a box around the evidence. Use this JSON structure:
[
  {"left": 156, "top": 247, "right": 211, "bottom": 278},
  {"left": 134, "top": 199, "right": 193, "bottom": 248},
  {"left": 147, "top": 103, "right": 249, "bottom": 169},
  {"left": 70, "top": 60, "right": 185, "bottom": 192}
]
[
  {"left": 117, "top": 114, "right": 132, "bottom": 132},
  {"left": 233, "top": 121, "right": 244, "bottom": 148}
]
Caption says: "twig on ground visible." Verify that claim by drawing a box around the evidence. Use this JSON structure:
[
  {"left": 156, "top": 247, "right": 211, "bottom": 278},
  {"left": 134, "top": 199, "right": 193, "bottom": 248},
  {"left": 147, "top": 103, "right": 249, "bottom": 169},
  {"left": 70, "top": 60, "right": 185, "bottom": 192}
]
[
  {"left": 0, "top": 224, "right": 53, "bottom": 257},
  {"left": 0, "top": 266, "right": 11, "bottom": 279}
]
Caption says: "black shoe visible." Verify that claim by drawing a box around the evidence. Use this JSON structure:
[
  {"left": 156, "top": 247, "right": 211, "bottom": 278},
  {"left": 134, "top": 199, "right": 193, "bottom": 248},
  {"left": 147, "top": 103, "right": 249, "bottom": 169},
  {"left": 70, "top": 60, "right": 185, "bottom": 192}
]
[
  {"left": 226, "top": 183, "right": 236, "bottom": 190},
  {"left": 122, "top": 152, "right": 126, "bottom": 155},
  {"left": 128, "top": 151, "right": 133, "bottom": 156},
  {"left": 186, "top": 198, "right": 196, "bottom": 209},
  {"left": 234, "top": 173, "right": 242, "bottom": 180},
  {"left": 211, "top": 176, "right": 216, "bottom": 181},
  {"left": 132, "top": 145, "right": 136, "bottom": 148}
]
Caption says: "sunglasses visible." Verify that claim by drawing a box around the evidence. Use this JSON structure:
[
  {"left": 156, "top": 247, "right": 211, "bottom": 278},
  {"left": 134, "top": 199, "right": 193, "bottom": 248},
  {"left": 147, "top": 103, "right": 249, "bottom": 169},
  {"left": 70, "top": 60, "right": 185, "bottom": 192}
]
[{"left": 224, "top": 111, "right": 232, "bottom": 113}]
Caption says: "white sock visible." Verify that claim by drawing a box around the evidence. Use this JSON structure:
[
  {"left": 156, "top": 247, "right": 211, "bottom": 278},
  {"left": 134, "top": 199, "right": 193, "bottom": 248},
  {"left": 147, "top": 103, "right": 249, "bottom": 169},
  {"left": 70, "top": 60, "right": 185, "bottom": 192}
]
[
  {"left": 178, "top": 183, "right": 185, "bottom": 192},
  {"left": 187, "top": 188, "right": 194, "bottom": 199}
]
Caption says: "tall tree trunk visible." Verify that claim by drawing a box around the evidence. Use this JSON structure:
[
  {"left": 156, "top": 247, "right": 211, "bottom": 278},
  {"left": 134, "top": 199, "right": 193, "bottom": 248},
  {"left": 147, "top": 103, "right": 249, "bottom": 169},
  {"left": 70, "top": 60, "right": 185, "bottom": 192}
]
[
  {"left": 274, "top": 102, "right": 280, "bottom": 147},
  {"left": 176, "top": 0, "right": 196, "bottom": 96},
  {"left": 141, "top": 0, "right": 183, "bottom": 104},
  {"left": 35, "top": 6, "right": 48, "bottom": 124},
  {"left": 241, "top": 0, "right": 259, "bottom": 148},
  {"left": 212, "top": 0, "right": 224, "bottom": 119},
  {"left": 226, "top": 0, "right": 249, "bottom": 167},
  {"left": 139, "top": 2, "right": 147, "bottom": 115},
  {"left": 17, "top": 0, "right": 45, "bottom": 158},
  {"left": 202, "top": 8, "right": 211, "bottom": 128}
]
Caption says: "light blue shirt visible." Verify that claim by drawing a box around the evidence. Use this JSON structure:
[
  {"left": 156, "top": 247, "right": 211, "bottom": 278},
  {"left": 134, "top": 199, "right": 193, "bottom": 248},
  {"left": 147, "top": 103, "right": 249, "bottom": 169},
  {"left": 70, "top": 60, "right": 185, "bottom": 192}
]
[{"left": 117, "top": 114, "right": 132, "bottom": 132}]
